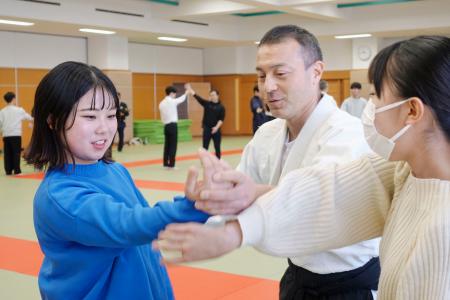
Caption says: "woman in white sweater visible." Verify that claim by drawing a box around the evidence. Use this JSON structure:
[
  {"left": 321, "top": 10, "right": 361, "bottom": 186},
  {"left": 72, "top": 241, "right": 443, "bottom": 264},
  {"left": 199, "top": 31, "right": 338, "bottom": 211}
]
[{"left": 156, "top": 36, "right": 450, "bottom": 299}]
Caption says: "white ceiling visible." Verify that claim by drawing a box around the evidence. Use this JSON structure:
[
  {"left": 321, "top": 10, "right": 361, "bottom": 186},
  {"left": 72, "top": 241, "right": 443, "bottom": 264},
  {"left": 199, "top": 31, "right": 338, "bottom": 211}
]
[{"left": 0, "top": 0, "right": 449, "bottom": 48}]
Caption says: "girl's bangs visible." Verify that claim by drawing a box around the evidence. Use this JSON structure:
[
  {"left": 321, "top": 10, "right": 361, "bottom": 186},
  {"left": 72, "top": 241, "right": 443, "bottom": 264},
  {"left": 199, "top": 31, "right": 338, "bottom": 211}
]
[{"left": 90, "top": 85, "right": 117, "bottom": 110}]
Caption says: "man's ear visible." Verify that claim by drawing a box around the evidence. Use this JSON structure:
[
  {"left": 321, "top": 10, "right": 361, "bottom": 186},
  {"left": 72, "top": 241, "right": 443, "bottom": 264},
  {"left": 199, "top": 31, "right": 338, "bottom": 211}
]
[{"left": 311, "top": 60, "right": 324, "bottom": 85}]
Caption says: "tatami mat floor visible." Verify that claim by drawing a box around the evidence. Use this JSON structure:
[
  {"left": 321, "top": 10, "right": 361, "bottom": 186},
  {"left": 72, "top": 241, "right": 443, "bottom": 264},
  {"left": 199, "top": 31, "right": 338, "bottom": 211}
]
[{"left": 0, "top": 137, "right": 287, "bottom": 299}]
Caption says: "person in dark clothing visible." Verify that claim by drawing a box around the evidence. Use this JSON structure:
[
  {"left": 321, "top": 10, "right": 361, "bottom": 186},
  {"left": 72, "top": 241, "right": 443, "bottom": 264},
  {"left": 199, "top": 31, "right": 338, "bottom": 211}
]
[
  {"left": 250, "top": 85, "right": 266, "bottom": 134},
  {"left": 264, "top": 104, "right": 276, "bottom": 122},
  {"left": 192, "top": 88, "right": 225, "bottom": 159},
  {"left": 117, "top": 92, "right": 129, "bottom": 152}
]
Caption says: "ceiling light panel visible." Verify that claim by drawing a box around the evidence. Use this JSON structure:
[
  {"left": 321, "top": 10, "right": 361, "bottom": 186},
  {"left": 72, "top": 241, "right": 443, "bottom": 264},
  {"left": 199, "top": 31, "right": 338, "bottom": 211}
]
[
  {"left": 335, "top": 33, "right": 372, "bottom": 39},
  {"left": 0, "top": 19, "right": 34, "bottom": 26},
  {"left": 79, "top": 28, "right": 116, "bottom": 35},
  {"left": 157, "top": 36, "right": 187, "bottom": 42}
]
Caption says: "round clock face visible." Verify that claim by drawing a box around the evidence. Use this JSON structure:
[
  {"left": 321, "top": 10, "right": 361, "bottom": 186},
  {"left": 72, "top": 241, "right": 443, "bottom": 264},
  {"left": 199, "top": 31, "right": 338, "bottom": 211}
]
[{"left": 358, "top": 45, "right": 372, "bottom": 61}]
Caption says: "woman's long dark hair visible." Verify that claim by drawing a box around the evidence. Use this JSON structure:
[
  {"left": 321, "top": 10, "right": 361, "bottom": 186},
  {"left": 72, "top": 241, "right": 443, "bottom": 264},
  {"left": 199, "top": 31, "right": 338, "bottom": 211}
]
[{"left": 24, "top": 61, "right": 119, "bottom": 170}]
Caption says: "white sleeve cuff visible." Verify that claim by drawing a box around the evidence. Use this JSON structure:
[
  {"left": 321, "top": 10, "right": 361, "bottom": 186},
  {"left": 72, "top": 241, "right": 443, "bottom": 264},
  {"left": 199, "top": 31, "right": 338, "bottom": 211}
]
[{"left": 238, "top": 204, "right": 265, "bottom": 247}]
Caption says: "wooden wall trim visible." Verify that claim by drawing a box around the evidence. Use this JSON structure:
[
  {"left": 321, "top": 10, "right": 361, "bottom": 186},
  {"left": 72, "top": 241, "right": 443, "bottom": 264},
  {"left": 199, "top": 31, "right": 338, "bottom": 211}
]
[
  {"left": 322, "top": 70, "right": 351, "bottom": 80},
  {"left": 202, "top": 74, "right": 242, "bottom": 77},
  {"left": 204, "top": 73, "right": 257, "bottom": 76},
  {"left": 234, "top": 78, "right": 240, "bottom": 131},
  {"left": 0, "top": 68, "right": 16, "bottom": 86},
  {"left": 132, "top": 72, "right": 203, "bottom": 78}
]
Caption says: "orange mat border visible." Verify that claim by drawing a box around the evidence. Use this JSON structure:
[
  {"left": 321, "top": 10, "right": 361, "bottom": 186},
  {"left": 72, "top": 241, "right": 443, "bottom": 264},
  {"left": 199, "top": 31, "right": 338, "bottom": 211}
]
[
  {"left": 13, "top": 149, "right": 243, "bottom": 180},
  {"left": 134, "top": 179, "right": 185, "bottom": 191},
  {"left": 0, "top": 236, "right": 278, "bottom": 299}
]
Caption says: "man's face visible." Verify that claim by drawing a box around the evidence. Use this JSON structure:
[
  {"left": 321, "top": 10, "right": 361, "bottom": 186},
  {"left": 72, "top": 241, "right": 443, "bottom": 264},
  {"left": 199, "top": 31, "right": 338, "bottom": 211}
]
[
  {"left": 256, "top": 39, "right": 323, "bottom": 122},
  {"left": 351, "top": 88, "right": 361, "bottom": 98},
  {"left": 209, "top": 91, "right": 219, "bottom": 103}
]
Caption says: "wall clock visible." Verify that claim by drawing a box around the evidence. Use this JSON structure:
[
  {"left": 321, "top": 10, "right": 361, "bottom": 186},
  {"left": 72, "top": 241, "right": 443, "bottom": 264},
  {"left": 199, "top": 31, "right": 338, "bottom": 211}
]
[{"left": 358, "top": 45, "right": 372, "bottom": 61}]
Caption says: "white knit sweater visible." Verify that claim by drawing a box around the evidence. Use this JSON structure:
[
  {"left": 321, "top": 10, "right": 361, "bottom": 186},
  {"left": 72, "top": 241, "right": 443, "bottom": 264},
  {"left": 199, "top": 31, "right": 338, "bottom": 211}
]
[{"left": 238, "top": 155, "right": 450, "bottom": 299}]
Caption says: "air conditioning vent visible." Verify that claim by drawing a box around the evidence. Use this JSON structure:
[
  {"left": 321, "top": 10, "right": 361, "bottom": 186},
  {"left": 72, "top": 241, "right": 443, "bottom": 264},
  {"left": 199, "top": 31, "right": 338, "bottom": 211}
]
[
  {"left": 95, "top": 8, "right": 144, "bottom": 18},
  {"left": 17, "top": 0, "right": 60, "bottom": 6},
  {"left": 171, "top": 19, "right": 208, "bottom": 26}
]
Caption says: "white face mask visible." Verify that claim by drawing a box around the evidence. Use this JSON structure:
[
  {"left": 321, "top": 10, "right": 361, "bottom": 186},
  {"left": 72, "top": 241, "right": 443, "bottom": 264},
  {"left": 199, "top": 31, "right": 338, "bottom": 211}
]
[{"left": 361, "top": 99, "right": 412, "bottom": 160}]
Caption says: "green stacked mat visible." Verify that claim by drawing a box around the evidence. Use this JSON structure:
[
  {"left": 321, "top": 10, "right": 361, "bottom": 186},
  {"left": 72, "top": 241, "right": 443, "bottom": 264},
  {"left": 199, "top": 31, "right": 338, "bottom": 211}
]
[
  {"left": 178, "top": 119, "right": 193, "bottom": 142},
  {"left": 133, "top": 119, "right": 192, "bottom": 144}
]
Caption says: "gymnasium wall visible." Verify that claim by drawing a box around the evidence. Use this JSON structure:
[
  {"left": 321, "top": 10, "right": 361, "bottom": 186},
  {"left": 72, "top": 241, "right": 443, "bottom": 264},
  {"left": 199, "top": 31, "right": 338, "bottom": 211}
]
[
  {"left": 0, "top": 30, "right": 367, "bottom": 147},
  {"left": 0, "top": 31, "right": 86, "bottom": 68},
  {"left": 129, "top": 43, "right": 204, "bottom": 75},
  {"left": 202, "top": 38, "right": 354, "bottom": 75}
]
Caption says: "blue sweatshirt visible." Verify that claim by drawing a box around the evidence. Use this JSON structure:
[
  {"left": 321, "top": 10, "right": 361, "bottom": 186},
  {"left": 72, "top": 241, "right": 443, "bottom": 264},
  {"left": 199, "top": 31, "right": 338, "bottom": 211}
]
[{"left": 33, "top": 161, "right": 209, "bottom": 300}]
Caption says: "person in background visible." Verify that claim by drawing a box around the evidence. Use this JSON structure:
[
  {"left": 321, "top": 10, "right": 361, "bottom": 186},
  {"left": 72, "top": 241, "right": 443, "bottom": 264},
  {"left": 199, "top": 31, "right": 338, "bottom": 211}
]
[
  {"left": 192, "top": 88, "right": 225, "bottom": 159},
  {"left": 159, "top": 84, "right": 191, "bottom": 169},
  {"left": 341, "top": 82, "right": 368, "bottom": 118},
  {"left": 264, "top": 104, "right": 276, "bottom": 122},
  {"left": 250, "top": 85, "right": 266, "bottom": 134},
  {"left": 0, "top": 91, "right": 33, "bottom": 175},
  {"left": 117, "top": 92, "right": 129, "bottom": 152},
  {"left": 319, "top": 79, "right": 338, "bottom": 107}
]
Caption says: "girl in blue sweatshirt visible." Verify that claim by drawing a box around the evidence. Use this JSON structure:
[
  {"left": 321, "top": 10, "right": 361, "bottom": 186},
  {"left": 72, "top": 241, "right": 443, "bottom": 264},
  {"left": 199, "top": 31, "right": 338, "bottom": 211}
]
[{"left": 24, "top": 61, "right": 209, "bottom": 300}]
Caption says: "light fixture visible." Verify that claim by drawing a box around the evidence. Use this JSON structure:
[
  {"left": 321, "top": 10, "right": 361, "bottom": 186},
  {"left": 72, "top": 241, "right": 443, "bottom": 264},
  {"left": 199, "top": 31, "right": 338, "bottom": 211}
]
[
  {"left": 335, "top": 33, "right": 372, "bottom": 39},
  {"left": 0, "top": 19, "right": 34, "bottom": 26},
  {"left": 254, "top": 41, "right": 260, "bottom": 45},
  {"left": 157, "top": 36, "right": 187, "bottom": 42},
  {"left": 79, "top": 28, "right": 116, "bottom": 35}
]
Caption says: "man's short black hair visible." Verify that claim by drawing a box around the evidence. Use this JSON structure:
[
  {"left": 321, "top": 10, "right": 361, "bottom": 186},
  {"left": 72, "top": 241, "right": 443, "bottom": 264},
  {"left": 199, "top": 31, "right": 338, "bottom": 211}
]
[
  {"left": 3, "top": 92, "right": 16, "bottom": 103},
  {"left": 350, "top": 82, "right": 362, "bottom": 89},
  {"left": 165, "top": 86, "right": 177, "bottom": 96},
  {"left": 259, "top": 25, "right": 323, "bottom": 68}
]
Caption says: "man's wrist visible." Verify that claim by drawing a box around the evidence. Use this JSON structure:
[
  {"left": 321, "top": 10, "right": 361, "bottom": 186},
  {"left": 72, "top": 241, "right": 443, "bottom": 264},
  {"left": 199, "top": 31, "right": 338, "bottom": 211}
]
[
  {"left": 224, "top": 220, "right": 243, "bottom": 249},
  {"left": 255, "top": 184, "right": 272, "bottom": 199}
]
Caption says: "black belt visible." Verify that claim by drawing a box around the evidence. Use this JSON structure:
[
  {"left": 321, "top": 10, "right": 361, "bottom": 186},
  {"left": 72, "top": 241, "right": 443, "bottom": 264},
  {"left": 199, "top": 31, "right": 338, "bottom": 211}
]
[{"left": 280, "top": 257, "right": 380, "bottom": 300}]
